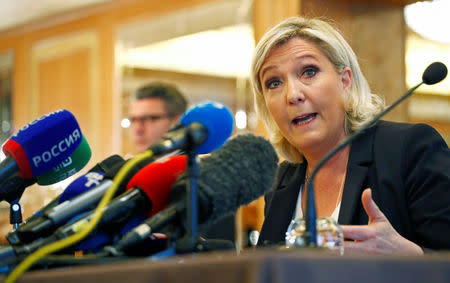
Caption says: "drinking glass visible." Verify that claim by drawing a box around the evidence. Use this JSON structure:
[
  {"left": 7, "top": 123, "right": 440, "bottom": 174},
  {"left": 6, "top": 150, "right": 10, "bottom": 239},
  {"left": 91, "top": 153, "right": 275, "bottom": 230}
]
[{"left": 285, "top": 217, "right": 344, "bottom": 255}]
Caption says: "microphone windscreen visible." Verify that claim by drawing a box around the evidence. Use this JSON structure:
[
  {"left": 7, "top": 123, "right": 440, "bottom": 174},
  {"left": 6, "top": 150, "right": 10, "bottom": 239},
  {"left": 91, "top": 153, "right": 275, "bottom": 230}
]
[
  {"left": 180, "top": 101, "right": 234, "bottom": 154},
  {"left": 196, "top": 134, "right": 278, "bottom": 225},
  {"left": 126, "top": 155, "right": 187, "bottom": 216},
  {"left": 422, "top": 61, "right": 448, "bottom": 85},
  {"left": 3, "top": 109, "right": 83, "bottom": 178},
  {"left": 36, "top": 136, "right": 91, "bottom": 185},
  {"left": 58, "top": 172, "right": 105, "bottom": 204}
]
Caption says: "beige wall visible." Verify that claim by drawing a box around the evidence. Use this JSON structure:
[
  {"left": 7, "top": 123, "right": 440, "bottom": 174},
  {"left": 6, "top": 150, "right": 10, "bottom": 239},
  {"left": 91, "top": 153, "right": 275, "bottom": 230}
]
[{"left": 301, "top": 0, "right": 407, "bottom": 121}]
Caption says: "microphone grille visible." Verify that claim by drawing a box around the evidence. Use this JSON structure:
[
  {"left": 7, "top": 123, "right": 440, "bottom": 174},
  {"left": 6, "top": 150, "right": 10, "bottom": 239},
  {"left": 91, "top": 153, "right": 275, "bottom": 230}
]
[
  {"left": 198, "top": 134, "right": 278, "bottom": 224},
  {"left": 422, "top": 62, "right": 447, "bottom": 85}
]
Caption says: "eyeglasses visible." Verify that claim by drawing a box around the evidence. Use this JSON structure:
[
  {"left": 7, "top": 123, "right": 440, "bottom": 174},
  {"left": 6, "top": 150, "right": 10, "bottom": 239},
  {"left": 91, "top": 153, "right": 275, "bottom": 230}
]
[{"left": 129, "top": 114, "right": 170, "bottom": 124}]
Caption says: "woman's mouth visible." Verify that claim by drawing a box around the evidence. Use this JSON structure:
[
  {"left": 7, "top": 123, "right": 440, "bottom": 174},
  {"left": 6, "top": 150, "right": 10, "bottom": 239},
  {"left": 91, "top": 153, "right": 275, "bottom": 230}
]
[{"left": 292, "top": 113, "right": 317, "bottom": 126}]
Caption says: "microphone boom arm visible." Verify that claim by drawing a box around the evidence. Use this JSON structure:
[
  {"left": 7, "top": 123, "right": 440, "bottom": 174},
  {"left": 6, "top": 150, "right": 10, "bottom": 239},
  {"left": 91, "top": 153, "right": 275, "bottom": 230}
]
[{"left": 305, "top": 82, "right": 423, "bottom": 246}]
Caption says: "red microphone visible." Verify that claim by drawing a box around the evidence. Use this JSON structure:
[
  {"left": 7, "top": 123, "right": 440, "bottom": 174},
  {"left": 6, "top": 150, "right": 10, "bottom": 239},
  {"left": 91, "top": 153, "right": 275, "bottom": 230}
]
[
  {"left": 126, "top": 155, "right": 187, "bottom": 217},
  {"left": 59, "top": 154, "right": 188, "bottom": 234}
]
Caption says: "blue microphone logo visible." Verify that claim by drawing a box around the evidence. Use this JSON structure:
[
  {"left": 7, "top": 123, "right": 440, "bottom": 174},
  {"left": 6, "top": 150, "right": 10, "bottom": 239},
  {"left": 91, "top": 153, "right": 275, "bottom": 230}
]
[{"left": 32, "top": 128, "right": 81, "bottom": 168}]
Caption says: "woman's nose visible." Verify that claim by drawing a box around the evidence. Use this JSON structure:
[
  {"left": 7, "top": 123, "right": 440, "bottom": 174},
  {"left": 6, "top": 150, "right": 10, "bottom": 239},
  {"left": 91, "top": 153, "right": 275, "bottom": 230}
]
[{"left": 286, "top": 79, "right": 305, "bottom": 104}]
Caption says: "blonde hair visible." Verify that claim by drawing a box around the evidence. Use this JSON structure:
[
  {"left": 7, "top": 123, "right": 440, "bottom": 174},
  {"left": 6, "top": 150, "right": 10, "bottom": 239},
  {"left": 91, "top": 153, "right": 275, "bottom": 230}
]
[{"left": 250, "top": 16, "right": 385, "bottom": 162}]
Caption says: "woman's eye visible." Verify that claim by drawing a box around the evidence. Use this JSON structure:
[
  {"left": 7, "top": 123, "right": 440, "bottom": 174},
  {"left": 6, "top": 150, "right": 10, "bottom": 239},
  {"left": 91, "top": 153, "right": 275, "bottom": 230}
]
[
  {"left": 303, "top": 67, "right": 318, "bottom": 78},
  {"left": 265, "top": 79, "right": 281, "bottom": 89}
]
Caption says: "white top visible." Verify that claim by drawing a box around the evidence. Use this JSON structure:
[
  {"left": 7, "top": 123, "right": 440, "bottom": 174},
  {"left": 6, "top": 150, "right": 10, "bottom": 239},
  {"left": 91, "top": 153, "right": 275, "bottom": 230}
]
[{"left": 292, "top": 184, "right": 341, "bottom": 222}]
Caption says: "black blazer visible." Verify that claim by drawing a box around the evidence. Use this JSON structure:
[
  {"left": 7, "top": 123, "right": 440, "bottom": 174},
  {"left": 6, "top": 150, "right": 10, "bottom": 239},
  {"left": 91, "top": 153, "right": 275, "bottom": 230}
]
[{"left": 258, "top": 121, "right": 450, "bottom": 250}]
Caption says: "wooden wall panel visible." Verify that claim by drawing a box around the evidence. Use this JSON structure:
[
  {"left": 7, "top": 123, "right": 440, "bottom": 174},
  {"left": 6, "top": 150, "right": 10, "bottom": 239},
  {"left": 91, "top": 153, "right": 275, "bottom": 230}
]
[
  {"left": 350, "top": 5, "right": 407, "bottom": 122},
  {"left": 30, "top": 31, "right": 101, "bottom": 164},
  {"left": 38, "top": 49, "right": 91, "bottom": 138},
  {"left": 301, "top": 0, "right": 407, "bottom": 121},
  {"left": 253, "top": 0, "right": 301, "bottom": 43}
]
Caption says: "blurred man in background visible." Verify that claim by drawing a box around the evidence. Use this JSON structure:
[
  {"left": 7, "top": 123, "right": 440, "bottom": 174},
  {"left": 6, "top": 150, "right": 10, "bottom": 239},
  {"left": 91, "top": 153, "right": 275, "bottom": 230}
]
[
  {"left": 128, "top": 82, "right": 188, "bottom": 153},
  {"left": 128, "top": 81, "right": 236, "bottom": 245}
]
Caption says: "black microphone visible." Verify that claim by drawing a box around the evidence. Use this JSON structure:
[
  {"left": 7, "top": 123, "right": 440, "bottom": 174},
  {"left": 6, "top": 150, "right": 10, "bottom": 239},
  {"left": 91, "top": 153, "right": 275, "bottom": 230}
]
[
  {"left": 34, "top": 155, "right": 124, "bottom": 217},
  {"left": 304, "top": 62, "right": 448, "bottom": 246},
  {"left": 5, "top": 155, "right": 124, "bottom": 245},
  {"left": 110, "top": 134, "right": 279, "bottom": 253},
  {"left": 13, "top": 157, "right": 148, "bottom": 244},
  {"left": 44, "top": 155, "right": 187, "bottom": 245}
]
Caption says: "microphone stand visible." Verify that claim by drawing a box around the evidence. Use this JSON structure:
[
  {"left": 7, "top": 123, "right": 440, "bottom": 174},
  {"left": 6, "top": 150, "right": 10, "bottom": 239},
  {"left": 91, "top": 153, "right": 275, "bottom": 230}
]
[
  {"left": 305, "top": 82, "right": 425, "bottom": 246},
  {"left": 9, "top": 198, "right": 23, "bottom": 230},
  {"left": 175, "top": 139, "right": 201, "bottom": 253},
  {"left": 305, "top": 61, "right": 447, "bottom": 245},
  {"left": 187, "top": 150, "right": 200, "bottom": 247},
  {"left": 0, "top": 173, "right": 29, "bottom": 230}
]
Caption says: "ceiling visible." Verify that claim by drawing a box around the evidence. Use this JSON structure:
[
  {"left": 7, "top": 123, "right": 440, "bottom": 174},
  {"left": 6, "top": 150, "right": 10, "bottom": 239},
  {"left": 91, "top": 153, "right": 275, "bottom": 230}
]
[
  {"left": 2, "top": 0, "right": 447, "bottom": 83},
  {"left": 0, "top": 0, "right": 423, "bottom": 33},
  {"left": 0, "top": 0, "right": 110, "bottom": 32}
]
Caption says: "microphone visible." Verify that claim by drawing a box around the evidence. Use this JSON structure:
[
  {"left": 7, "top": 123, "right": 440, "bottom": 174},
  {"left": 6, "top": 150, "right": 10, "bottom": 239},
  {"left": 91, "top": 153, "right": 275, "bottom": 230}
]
[
  {"left": 25, "top": 155, "right": 123, "bottom": 219},
  {"left": 35, "top": 135, "right": 91, "bottom": 186},
  {"left": 304, "top": 62, "right": 448, "bottom": 246},
  {"left": 6, "top": 158, "right": 124, "bottom": 244},
  {"left": 47, "top": 155, "right": 125, "bottom": 212},
  {"left": 0, "top": 136, "right": 91, "bottom": 203},
  {"left": 113, "top": 134, "right": 279, "bottom": 253},
  {"left": 13, "top": 157, "right": 144, "bottom": 243},
  {"left": 5, "top": 155, "right": 124, "bottom": 247},
  {"left": 50, "top": 155, "right": 187, "bottom": 247},
  {"left": 0, "top": 173, "right": 36, "bottom": 229},
  {"left": 3, "top": 155, "right": 187, "bottom": 260},
  {"left": 57, "top": 172, "right": 105, "bottom": 204},
  {"left": 0, "top": 135, "right": 91, "bottom": 233},
  {"left": 0, "top": 172, "right": 105, "bottom": 258},
  {"left": 86, "top": 154, "right": 125, "bottom": 175},
  {"left": 149, "top": 101, "right": 234, "bottom": 156},
  {"left": 3, "top": 173, "right": 104, "bottom": 246},
  {"left": 5, "top": 155, "right": 124, "bottom": 245},
  {"left": 124, "top": 155, "right": 187, "bottom": 217},
  {"left": 1, "top": 109, "right": 84, "bottom": 182},
  {"left": 422, "top": 61, "right": 447, "bottom": 84}
]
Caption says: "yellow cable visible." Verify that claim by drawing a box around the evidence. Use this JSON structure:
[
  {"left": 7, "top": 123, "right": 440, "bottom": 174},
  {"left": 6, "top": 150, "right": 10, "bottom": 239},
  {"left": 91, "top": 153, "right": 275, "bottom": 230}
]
[{"left": 5, "top": 150, "right": 154, "bottom": 283}]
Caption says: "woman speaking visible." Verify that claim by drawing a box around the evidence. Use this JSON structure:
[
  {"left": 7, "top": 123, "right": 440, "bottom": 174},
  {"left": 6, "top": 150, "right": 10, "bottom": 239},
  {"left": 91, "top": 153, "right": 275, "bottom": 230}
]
[{"left": 251, "top": 16, "right": 450, "bottom": 254}]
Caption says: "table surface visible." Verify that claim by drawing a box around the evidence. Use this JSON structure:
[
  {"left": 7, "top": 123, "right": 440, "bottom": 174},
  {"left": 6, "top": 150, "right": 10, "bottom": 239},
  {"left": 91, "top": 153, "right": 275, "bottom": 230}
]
[{"left": 3, "top": 247, "right": 450, "bottom": 283}]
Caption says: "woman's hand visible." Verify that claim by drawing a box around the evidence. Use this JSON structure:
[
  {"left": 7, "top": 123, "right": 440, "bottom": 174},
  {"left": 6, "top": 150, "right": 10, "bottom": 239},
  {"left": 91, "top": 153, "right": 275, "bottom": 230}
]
[{"left": 340, "top": 188, "right": 423, "bottom": 255}]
